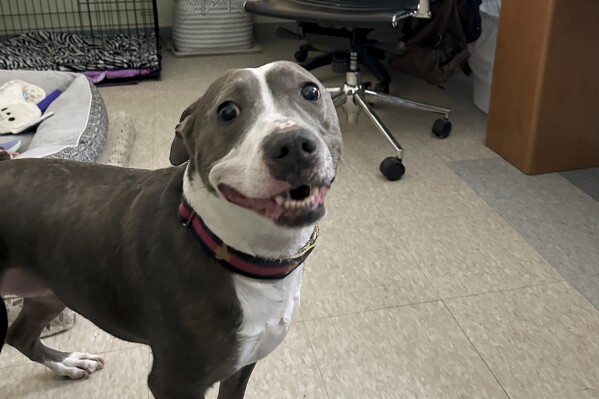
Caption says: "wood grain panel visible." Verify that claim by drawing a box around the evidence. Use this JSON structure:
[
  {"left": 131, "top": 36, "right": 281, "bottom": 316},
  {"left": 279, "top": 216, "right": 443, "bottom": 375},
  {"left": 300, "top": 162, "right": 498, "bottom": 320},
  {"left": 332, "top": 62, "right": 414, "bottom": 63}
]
[{"left": 486, "top": 0, "right": 599, "bottom": 174}]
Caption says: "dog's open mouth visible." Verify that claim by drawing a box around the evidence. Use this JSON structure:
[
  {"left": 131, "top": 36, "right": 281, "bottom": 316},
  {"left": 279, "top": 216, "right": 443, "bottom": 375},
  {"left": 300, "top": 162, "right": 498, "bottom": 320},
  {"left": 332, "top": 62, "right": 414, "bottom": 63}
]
[{"left": 218, "top": 183, "right": 329, "bottom": 225}]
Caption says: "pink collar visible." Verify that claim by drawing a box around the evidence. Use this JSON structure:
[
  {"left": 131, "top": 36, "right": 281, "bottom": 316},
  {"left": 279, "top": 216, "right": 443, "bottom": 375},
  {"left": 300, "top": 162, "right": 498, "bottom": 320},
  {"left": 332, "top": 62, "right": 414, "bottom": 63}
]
[{"left": 179, "top": 199, "right": 319, "bottom": 280}]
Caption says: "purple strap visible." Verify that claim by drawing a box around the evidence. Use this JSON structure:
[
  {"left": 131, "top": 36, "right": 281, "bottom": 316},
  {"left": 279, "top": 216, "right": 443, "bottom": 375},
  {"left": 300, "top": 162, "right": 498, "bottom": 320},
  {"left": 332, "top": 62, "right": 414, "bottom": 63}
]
[{"left": 37, "top": 90, "right": 62, "bottom": 112}]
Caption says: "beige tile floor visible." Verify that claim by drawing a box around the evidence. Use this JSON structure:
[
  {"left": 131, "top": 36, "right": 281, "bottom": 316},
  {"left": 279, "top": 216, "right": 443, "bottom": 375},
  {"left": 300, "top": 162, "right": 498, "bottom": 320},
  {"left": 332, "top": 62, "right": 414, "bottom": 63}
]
[{"left": 2, "top": 38, "right": 599, "bottom": 398}]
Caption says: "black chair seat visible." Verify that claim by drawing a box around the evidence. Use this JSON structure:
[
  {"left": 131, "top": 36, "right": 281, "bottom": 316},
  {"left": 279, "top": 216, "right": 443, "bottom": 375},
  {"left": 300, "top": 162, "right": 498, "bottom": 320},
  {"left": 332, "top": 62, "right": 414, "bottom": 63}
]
[{"left": 244, "top": 0, "right": 419, "bottom": 26}]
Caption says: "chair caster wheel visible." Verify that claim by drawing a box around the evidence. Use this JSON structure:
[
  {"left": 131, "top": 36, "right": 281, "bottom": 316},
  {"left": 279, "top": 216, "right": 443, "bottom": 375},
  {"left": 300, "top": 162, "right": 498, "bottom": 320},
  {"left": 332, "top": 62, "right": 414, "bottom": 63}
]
[
  {"left": 374, "top": 83, "right": 390, "bottom": 94},
  {"left": 294, "top": 51, "right": 308, "bottom": 62},
  {"left": 380, "top": 157, "right": 405, "bottom": 181},
  {"left": 432, "top": 118, "right": 452, "bottom": 138}
]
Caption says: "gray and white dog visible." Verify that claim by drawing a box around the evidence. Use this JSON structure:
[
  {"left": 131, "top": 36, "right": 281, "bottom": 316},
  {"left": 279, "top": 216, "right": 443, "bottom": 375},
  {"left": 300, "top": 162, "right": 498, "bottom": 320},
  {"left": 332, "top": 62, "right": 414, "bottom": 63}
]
[{"left": 0, "top": 61, "right": 342, "bottom": 398}]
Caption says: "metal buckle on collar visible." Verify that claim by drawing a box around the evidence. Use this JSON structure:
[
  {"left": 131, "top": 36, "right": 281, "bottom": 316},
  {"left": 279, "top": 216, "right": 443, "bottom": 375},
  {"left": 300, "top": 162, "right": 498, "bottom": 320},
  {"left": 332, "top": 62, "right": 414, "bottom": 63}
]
[{"left": 293, "top": 224, "right": 319, "bottom": 258}]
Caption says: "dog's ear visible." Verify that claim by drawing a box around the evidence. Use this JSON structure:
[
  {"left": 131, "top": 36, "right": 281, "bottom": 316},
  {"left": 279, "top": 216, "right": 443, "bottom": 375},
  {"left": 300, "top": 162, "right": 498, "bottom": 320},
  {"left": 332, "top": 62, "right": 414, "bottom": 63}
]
[
  {"left": 169, "top": 121, "right": 190, "bottom": 166},
  {"left": 169, "top": 103, "right": 197, "bottom": 166}
]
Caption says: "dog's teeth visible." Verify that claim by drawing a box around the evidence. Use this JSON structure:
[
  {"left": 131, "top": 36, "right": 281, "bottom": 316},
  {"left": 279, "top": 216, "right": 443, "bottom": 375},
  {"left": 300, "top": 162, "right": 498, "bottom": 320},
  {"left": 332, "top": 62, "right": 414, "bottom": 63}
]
[{"left": 280, "top": 187, "right": 325, "bottom": 211}]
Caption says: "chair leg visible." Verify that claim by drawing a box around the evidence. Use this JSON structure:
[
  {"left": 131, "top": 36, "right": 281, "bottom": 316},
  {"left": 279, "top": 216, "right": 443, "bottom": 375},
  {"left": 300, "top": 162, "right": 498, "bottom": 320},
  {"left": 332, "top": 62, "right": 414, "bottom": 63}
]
[
  {"left": 300, "top": 44, "right": 319, "bottom": 53},
  {"left": 354, "top": 92, "right": 407, "bottom": 181},
  {"left": 354, "top": 92, "right": 403, "bottom": 159},
  {"left": 356, "top": 48, "right": 391, "bottom": 93},
  {"left": 330, "top": 91, "right": 348, "bottom": 107},
  {"left": 294, "top": 44, "right": 321, "bottom": 62},
  {"left": 300, "top": 52, "right": 333, "bottom": 71},
  {"left": 320, "top": 50, "right": 452, "bottom": 181},
  {"left": 364, "top": 89, "right": 450, "bottom": 119}
]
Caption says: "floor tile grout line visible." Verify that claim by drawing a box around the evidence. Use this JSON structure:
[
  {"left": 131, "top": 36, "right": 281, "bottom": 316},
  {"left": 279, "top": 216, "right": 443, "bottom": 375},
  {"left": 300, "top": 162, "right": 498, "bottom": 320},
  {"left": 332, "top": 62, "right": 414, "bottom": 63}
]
[
  {"left": 441, "top": 299, "right": 512, "bottom": 399},
  {"left": 302, "top": 298, "right": 442, "bottom": 323},
  {"left": 299, "top": 321, "right": 332, "bottom": 399},
  {"left": 301, "top": 280, "right": 568, "bottom": 323},
  {"left": 440, "top": 280, "right": 568, "bottom": 302}
]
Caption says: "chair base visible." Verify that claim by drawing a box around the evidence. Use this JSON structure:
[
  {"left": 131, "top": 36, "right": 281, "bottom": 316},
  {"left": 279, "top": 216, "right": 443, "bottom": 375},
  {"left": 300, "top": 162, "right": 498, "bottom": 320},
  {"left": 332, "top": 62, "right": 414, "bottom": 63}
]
[
  {"left": 328, "top": 53, "right": 452, "bottom": 180},
  {"left": 293, "top": 26, "right": 394, "bottom": 93}
]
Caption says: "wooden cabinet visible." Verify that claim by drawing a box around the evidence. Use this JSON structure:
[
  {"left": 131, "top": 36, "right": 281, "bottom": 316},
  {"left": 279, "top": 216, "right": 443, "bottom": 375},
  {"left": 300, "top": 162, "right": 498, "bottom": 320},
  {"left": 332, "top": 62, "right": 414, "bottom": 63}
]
[{"left": 486, "top": 0, "right": 599, "bottom": 174}]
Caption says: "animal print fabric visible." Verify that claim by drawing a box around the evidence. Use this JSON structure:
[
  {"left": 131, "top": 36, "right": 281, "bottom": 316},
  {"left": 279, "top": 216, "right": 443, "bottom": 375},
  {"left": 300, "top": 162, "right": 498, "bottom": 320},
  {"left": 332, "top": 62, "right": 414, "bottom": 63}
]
[{"left": 0, "top": 31, "right": 159, "bottom": 73}]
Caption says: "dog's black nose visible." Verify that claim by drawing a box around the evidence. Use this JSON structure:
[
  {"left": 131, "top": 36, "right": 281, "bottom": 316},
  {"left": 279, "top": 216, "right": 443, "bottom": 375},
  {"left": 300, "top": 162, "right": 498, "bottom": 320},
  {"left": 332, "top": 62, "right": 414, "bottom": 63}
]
[
  {"left": 263, "top": 132, "right": 322, "bottom": 183},
  {"left": 264, "top": 132, "right": 320, "bottom": 170}
]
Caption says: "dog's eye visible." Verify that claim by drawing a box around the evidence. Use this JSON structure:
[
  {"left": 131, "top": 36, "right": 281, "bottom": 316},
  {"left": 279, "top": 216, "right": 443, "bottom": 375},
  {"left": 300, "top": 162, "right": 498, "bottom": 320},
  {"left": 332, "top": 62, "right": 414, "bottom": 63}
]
[
  {"left": 217, "top": 101, "right": 240, "bottom": 122},
  {"left": 301, "top": 83, "right": 320, "bottom": 101}
]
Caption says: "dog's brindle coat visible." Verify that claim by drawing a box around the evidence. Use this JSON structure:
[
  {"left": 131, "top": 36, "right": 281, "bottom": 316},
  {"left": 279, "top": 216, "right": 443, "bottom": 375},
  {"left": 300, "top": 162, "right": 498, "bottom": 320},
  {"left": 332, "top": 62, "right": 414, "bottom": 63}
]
[{"left": 0, "top": 61, "right": 342, "bottom": 398}]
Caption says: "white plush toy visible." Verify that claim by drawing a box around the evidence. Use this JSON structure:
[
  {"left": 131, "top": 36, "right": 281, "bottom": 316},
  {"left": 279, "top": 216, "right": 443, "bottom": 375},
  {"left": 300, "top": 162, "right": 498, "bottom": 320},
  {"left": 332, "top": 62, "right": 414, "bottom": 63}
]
[{"left": 0, "top": 80, "right": 50, "bottom": 135}]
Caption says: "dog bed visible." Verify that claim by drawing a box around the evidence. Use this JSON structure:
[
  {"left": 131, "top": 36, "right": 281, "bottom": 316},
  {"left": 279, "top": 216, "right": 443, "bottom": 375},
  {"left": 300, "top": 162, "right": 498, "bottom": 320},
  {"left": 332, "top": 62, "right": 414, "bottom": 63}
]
[
  {"left": 0, "top": 69, "right": 108, "bottom": 162},
  {"left": 3, "top": 296, "right": 76, "bottom": 339}
]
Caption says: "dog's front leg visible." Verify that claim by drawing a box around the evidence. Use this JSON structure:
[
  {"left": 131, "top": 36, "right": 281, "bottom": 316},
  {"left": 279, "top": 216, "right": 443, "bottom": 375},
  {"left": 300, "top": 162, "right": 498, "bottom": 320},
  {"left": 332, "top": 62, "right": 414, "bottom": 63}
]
[
  {"left": 217, "top": 363, "right": 256, "bottom": 399},
  {"left": 147, "top": 349, "right": 212, "bottom": 399},
  {"left": 7, "top": 292, "right": 104, "bottom": 379}
]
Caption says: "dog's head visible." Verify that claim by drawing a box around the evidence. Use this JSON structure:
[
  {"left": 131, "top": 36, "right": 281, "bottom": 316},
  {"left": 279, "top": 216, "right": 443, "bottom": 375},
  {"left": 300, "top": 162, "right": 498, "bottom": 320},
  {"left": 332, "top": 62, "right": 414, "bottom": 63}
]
[{"left": 171, "top": 61, "right": 342, "bottom": 228}]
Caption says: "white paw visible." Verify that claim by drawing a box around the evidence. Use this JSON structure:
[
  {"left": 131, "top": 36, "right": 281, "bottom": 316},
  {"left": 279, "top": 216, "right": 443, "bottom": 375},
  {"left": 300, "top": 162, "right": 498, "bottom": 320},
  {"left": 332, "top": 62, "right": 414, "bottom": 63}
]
[{"left": 45, "top": 352, "right": 105, "bottom": 379}]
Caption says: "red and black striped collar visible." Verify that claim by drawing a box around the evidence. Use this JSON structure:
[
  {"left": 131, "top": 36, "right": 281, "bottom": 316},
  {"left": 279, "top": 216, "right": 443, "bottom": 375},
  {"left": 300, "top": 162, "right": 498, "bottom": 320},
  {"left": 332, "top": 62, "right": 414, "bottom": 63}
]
[{"left": 178, "top": 199, "right": 319, "bottom": 280}]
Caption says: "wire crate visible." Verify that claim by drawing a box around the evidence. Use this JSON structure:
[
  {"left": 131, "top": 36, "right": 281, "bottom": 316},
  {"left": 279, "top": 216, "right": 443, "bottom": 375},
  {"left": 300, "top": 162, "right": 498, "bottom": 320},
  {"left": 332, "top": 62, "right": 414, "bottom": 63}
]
[{"left": 0, "top": 0, "right": 161, "bottom": 83}]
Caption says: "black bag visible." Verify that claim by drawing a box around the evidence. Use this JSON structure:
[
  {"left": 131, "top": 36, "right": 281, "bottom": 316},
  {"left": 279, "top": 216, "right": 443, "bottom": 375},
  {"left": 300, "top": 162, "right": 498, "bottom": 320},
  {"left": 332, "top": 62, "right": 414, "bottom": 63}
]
[
  {"left": 388, "top": 0, "right": 471, "bottom": 84},
  {"left": 458, "top": 0, "right": 483, "bottom": 43}
]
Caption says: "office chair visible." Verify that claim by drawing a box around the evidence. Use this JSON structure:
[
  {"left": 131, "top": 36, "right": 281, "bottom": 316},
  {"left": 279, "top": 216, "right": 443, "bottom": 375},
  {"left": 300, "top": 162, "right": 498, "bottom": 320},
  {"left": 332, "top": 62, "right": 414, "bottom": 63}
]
[{"left": 244, "top": 0, "right": 452, "bottom": 181}]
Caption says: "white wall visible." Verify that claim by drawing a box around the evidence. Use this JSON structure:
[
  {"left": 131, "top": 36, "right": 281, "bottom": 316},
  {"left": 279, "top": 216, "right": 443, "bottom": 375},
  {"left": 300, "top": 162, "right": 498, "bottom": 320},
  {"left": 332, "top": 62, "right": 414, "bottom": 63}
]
[
  {"left": 0, "top": 0, "right": 282, "bottom": 32},
  {"left": 156, "top": 0, "right": 285, "bottom": 27},
  {"left": 156, "top": 0, "right": 174, "bottom": 27}
]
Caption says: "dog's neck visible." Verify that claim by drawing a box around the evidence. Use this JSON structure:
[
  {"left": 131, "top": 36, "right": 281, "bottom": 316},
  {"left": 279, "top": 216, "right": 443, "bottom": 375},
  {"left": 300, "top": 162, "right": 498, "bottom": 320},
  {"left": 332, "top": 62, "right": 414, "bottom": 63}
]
[{"left": 182, "top": 167, "right": 314, "bottom": 259}]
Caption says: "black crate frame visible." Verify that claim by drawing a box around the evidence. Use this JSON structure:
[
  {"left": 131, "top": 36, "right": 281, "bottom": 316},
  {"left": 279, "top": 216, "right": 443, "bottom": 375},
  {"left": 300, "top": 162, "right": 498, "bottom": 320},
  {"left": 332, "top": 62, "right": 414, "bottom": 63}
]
[{"left": 0, "top": 0, "right": 161, "bottom": 81}]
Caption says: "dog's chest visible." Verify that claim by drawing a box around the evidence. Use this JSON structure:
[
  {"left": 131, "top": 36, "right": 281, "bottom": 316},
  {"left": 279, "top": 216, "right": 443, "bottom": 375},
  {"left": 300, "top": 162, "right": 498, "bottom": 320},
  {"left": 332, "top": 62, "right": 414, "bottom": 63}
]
[{"left": 233, "top": 266, "right": 303, "bottom": 369}]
